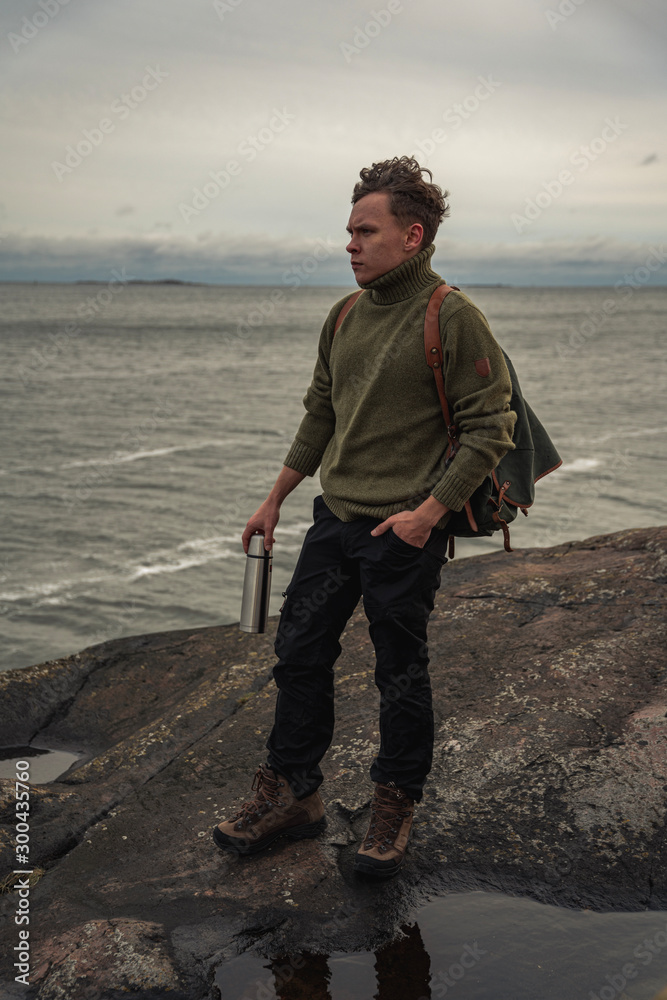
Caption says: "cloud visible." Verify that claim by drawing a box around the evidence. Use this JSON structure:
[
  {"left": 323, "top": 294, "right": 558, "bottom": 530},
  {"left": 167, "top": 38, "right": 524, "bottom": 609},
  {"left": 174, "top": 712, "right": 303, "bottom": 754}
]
[
  {"left": 0, "top": 230, "right": 664, "bottom": 287},
  {"left": 1, "top": 0, "right": 664, "bottom": 283},
  {"left": 0, "top": 230, "right": 343, "bottom": 284}
]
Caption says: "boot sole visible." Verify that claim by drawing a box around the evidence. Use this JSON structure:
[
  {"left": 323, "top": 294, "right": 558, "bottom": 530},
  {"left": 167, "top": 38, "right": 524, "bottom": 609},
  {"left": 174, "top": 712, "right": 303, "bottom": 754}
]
[
  {"left": 213, "top": 816, "right": 327, "bottom": 856},
  {"left": 353, "top": 854, "right": 404, "bottom": 879}
]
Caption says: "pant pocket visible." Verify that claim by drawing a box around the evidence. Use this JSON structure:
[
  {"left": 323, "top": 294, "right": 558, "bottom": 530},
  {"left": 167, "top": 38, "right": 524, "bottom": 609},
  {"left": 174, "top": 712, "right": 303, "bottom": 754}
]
[{"left": 385, "top": 527, "right": 424, "bottom": 556}]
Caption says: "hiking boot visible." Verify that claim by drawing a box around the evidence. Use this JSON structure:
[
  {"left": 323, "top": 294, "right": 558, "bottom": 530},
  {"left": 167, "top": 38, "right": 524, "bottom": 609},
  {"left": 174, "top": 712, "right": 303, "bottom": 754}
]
[
  {"left": 354, "top": 781, "right": 414, "bottom": 878},
  {"left": 212, "top": 763, "right": 326, "bottom": 855}
]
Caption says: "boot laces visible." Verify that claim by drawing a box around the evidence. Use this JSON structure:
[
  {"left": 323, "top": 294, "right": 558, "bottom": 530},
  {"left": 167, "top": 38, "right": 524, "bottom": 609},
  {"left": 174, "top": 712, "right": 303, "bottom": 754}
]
[
  {"left": 364, "top": 783, "right": 412, "bottom": 852},
  {"left": 232, "top": 765, "right": 285, "bottom": 828}
]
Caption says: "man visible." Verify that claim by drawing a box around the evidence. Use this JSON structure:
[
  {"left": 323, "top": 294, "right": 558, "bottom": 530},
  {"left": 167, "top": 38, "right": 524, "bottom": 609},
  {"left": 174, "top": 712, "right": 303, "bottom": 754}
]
[{"left": 213, "top": 156, "right": 516, "bottom": 878}]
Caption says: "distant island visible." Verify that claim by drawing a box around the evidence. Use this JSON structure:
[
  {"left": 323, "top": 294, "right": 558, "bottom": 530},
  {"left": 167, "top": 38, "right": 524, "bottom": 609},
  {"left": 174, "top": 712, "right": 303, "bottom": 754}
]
[
  {"left": 68, "top": 279, "right": 513, "bottom": 288},
  {"left": 1, "top": 278, "right": 519, "bottom": 288},
  {"left": 74, "top": 278, "right": 210, "bottom": 286}
]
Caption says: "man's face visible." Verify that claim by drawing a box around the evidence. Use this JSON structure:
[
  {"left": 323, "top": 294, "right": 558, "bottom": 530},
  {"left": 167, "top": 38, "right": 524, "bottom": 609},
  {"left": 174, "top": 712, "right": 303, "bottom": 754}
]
[{"left": 345, "top": 191, "right": 423, "bottom": 285}]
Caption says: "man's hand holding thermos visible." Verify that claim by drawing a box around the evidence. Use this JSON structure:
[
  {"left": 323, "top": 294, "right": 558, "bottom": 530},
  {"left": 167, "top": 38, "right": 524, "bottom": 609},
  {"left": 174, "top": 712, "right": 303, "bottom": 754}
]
[{"left": 239, "top": 467, "right": 307, "bottom": 632}]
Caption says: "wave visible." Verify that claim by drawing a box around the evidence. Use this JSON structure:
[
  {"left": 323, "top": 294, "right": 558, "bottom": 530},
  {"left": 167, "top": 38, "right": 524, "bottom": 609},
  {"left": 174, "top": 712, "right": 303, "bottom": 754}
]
[
  {"left": 581, "top": 426, "right": 667, "bottom": 447},
  {"left": 0, "top": 520, "right": 311, "bottom": 606},
  {"left": 1, "top": 431, "right": 289, "bottom": 477},
  {"left": 553, "top": 458, "right": 601, "bottom": 475},
  {"left": 177, "top": 534, "right": 239, "bottom": 551},
  {"left": 275, "top": 520, "right": 318, "bottom": 536},
  {"left": 0, "top": 574, "right": 109, "bottom": 604},
  {"left": 0, "top": 439, "right": 237, "bottom": 476},
  {"left": 63, "top": 439, "right": 238, "bottom": 468},
  {"left": 128, "top": 551, "right": 240, "bottom": 581}
]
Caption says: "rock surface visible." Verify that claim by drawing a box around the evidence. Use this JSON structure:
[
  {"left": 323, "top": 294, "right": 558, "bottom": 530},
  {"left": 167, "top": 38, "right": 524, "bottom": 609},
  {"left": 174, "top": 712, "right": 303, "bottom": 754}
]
[{"left": 0, "top": 525, "right": 666, "bottom": 999}]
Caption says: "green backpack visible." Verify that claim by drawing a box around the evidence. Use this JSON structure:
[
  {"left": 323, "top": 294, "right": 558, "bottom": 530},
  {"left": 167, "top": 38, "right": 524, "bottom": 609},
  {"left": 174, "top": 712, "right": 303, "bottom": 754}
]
[{"left": 334, "top": 284, "right": 562, "bottom": 554}]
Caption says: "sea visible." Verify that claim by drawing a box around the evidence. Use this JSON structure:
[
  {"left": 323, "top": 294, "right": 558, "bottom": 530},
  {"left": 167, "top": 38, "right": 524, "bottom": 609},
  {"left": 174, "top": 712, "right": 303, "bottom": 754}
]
[{"left": 0, "top": 281, "right": 665, "bottom": 674}]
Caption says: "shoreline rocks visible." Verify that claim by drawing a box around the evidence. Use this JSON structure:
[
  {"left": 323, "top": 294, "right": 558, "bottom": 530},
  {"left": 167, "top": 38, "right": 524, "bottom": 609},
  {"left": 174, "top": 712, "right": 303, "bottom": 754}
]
[{"left": 1, "top": 525, "right": 665, "bottom": 999}]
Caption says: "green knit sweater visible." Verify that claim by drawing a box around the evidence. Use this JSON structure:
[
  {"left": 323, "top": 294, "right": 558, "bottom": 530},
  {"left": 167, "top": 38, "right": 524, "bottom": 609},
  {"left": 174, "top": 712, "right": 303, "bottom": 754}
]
[{"left": 283, "top": 245, "right": 516, "bottom": 529}]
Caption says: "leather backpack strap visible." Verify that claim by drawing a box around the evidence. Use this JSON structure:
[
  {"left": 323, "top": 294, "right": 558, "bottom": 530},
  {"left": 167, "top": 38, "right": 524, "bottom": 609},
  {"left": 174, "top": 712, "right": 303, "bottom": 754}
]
[
  {"left": 334, "top": 290, "right": 364, "bottom": 335},
  {"left": 424, "top": 284, "right": 459, "bottom": 451},
  {"left": 424, "top": 283, "right": 479, "bottom": 535}
]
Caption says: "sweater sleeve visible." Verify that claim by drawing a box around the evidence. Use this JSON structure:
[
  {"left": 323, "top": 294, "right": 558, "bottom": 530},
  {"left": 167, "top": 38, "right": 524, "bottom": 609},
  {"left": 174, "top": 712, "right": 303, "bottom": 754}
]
[
  {"left": 282, "top": 299, "right": 347, "bottom": 476},
  {"left": 429, "top": 300, "right": 516, "bottom": 511}
]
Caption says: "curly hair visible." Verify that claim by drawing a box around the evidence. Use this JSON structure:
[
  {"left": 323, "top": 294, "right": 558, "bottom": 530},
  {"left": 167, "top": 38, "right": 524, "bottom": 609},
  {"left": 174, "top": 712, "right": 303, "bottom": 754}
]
[{"left": 351, "top": 156, "right": 450, "bottom": 249}]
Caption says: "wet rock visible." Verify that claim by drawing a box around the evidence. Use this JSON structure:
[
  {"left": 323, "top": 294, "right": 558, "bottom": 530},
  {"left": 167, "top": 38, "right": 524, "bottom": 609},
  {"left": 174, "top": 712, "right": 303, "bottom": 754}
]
[{"left": 0, "top": 526, "right": 665, "bottom": 999}]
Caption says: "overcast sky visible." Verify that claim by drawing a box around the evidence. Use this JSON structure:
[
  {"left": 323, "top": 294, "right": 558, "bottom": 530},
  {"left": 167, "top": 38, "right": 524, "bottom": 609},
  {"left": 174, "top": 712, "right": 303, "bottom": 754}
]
[{"left": 1, "top": 0, "right": 665, "bottom": 285}]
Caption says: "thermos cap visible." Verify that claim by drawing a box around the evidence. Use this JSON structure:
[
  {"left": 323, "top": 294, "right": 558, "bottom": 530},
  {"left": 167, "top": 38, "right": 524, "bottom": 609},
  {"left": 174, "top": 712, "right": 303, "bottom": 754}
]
[{"left": 247, "top": 533, "right": 271, "bottom": 557}]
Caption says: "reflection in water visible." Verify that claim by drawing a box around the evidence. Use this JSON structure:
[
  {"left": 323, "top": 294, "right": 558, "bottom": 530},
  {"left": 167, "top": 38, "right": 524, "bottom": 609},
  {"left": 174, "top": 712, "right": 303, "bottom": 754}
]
[
  {"left": 217, "top": 891, "right": 667, "bottom": 1000},
  {"left": 374, "top": 923, "right": 431, "bottom": 1000},
  {"left": 267, "top": 923, "right": 430, "bottom": 1000},
  {"left": 269, "top": 951, "right": 331, "bottom": 999}
]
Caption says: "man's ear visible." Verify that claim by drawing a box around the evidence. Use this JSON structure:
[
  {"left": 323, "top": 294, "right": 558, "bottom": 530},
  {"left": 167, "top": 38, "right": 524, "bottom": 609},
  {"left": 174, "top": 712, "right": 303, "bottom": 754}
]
[{"left": 405, "top": 222, "right": 424, "bottom": 251}]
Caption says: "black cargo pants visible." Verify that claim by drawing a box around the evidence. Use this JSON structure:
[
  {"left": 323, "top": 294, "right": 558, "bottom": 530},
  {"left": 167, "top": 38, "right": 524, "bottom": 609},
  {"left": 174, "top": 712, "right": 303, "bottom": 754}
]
[{"left": 266, "top": 494, "right": 449, "bottom": 803}]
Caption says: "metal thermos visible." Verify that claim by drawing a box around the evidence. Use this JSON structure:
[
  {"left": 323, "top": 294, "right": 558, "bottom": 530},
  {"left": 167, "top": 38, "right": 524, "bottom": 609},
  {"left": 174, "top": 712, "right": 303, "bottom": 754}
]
[{"left": 239, "top": 533, "right": 273, "bottom": 633}]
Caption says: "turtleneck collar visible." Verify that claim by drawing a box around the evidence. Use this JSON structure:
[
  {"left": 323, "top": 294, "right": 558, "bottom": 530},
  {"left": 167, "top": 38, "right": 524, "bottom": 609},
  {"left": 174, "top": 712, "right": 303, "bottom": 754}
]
[{"left": 358, "top": 244, "right": 441, "bottom": 305}]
